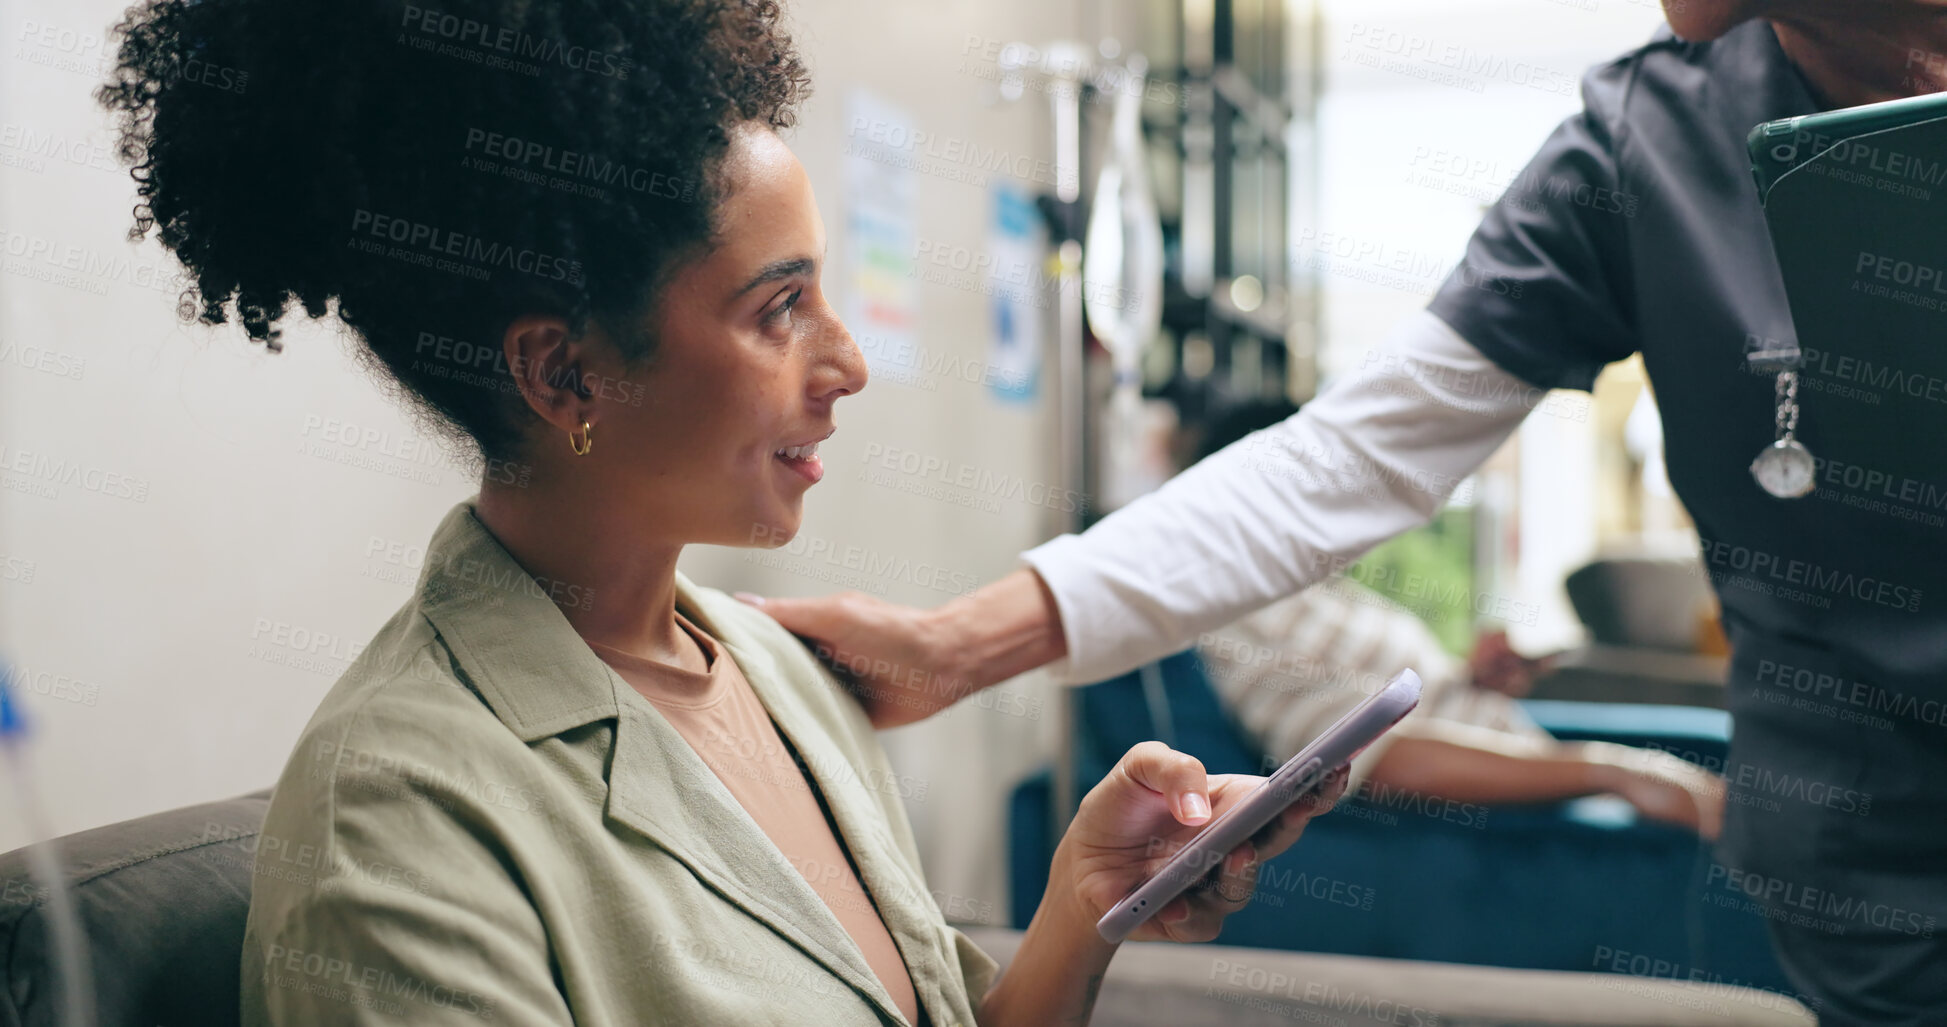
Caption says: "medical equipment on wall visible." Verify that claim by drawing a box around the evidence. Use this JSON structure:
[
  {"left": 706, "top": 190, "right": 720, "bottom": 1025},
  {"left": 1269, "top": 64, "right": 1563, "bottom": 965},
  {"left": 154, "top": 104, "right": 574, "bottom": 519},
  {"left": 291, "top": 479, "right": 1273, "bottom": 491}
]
[{"left": 1081, "top": 54, "right": 1167, "bottom": 511}]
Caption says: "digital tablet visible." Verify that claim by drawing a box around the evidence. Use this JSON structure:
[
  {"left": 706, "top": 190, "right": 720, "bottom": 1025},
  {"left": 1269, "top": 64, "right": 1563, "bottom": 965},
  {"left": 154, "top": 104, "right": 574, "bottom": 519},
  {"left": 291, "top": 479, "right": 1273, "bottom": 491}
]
[
  {"left": 1748, "top": 91, "right": 1947, "bottom": 200},
  {"left": 1095, "top": 668, "right": 1423, "bottom": 943},
  {"left": 1744, "top": 92, "right": 1947, "bottom": 502}
]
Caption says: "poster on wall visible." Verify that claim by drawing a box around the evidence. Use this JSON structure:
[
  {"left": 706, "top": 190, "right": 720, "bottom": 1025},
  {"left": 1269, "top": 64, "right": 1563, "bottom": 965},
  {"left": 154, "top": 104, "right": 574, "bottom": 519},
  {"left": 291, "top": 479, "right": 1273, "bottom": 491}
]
[
  {"left": 843, "top": 89, "right": 919, "bottom": 385},
  {"left": 985, "top": 182, "right": 1042, "bottom": 403}
]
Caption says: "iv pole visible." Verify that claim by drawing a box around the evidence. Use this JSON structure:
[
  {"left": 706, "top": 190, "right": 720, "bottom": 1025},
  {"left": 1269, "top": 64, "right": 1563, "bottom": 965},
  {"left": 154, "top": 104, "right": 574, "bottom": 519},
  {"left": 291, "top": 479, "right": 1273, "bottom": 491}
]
[
  {"left": 1004, "top": 39, "right": 1165, "bottom": 837},
  {"left": 1043, "top": 42, "right": 1090, "bottom": 838},
  {"left": 993, "top": 36, "right": 1095, "bottom": 837}
]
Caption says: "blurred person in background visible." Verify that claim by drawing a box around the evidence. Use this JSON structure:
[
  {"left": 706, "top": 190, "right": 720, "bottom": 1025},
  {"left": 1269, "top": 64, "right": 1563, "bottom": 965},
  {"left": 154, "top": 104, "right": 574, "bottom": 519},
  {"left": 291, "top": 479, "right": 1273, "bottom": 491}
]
[{"left": 1191, "top": 401, "right": 1725, "bottom": 839}]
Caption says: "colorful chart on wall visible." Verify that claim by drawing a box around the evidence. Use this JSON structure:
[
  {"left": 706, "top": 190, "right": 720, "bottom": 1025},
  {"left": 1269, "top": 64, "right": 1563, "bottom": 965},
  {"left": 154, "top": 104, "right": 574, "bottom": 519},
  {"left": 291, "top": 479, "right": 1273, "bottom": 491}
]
[{"left": 843, "top": 89, "right": 919, "bottom": 385}]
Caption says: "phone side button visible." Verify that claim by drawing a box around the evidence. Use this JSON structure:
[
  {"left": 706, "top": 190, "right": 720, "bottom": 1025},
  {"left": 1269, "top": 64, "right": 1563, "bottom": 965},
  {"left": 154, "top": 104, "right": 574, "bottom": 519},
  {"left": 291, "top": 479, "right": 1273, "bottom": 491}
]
[{"left": 1273, "top": 757, "right": 1324, "bottom": 796}]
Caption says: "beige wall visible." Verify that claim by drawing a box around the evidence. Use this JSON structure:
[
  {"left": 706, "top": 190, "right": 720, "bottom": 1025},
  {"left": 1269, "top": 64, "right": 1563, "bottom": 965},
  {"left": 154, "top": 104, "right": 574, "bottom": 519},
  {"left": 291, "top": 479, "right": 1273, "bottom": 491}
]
[{"left": 0, "top": 0, "right": 1086, "bottom": 923}]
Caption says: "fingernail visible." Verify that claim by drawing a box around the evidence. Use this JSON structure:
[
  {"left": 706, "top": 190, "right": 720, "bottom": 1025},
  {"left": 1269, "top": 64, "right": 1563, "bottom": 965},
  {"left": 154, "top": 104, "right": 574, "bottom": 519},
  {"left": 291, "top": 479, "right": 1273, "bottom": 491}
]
[
  {"left": 733, "top": 591, "right": 765, "bottom": 606},
  {"left": 1182, "top": 792, "right": 1210, "bottom": 822}
]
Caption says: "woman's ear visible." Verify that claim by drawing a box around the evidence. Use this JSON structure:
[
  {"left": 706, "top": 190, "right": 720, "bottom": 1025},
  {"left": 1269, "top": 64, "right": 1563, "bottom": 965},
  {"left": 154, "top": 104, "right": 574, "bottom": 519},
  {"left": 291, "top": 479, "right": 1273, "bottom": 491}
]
[{"left": 503, "top": 315, "right": 594, "bottom": 435}]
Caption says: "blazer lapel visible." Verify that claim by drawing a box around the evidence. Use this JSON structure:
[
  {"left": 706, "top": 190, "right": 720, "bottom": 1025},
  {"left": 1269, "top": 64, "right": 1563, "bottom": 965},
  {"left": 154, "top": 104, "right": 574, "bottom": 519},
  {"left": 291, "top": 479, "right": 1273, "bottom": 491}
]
[
  {"left": 689, "top": 600, "right": 947, "bottom": 1026},
  {"left": 600, "top": 651, "right": 913, "bottom": 1025},
  {"left": 419, "top": 500, "right": 925, "bottom": 1024}
]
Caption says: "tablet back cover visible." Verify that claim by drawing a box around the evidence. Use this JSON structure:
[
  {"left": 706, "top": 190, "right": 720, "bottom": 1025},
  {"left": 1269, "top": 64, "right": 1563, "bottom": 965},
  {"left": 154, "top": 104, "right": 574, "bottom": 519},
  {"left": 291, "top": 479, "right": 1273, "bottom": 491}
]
[{"left": 1759, "top": 115, "right": 1947, "bottom": 485}]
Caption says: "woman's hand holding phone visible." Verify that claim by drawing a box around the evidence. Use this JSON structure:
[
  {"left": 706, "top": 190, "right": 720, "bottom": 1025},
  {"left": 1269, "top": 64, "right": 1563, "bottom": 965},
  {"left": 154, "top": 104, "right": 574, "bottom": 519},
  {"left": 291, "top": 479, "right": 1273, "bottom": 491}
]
[
  {"left": 1056, "top": 741, "right": 1350, "bottom": 943},
  {"left": 978, "top": 743, "right": 1350, "bottom": 1025}
]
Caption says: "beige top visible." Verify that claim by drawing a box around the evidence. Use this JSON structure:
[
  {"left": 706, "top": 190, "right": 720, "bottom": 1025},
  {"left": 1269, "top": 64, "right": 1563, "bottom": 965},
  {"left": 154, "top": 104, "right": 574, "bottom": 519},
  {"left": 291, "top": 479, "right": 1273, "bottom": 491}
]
[
  {"left": 588, "top": 614, "right": 923, "bottom": 1027},
  {"left": 241, "top": 499, "right": 996, "bottom": 1025}
]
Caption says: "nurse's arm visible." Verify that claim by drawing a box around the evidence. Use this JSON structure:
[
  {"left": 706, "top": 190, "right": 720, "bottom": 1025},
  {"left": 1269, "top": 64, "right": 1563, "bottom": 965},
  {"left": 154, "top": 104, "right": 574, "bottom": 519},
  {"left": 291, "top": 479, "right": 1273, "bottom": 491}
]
[{"left": 755, "top": 309, "right": 1539, "bottom": 727}]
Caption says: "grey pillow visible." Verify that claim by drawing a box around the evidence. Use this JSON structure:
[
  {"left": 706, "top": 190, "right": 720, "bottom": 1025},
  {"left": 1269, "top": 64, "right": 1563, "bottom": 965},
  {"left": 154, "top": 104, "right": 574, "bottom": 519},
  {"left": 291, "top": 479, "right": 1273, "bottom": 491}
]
[{"left": 0, "top": 789, "right": 271, "bottom": 1027}]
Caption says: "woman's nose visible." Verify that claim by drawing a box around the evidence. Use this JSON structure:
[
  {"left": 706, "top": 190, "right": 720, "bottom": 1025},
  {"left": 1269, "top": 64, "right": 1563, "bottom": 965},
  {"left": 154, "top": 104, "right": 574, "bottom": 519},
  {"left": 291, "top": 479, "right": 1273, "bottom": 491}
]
[{"left": 814, "top": 310, "right": 869, "bottom": 400}]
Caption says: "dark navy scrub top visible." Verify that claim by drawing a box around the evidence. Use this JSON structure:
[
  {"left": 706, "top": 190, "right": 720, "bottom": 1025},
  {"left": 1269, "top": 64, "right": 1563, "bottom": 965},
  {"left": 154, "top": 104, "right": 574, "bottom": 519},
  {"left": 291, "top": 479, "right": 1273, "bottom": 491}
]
[{"left": 1427, "top": 20, "right": 1947, "bottom": 1024}]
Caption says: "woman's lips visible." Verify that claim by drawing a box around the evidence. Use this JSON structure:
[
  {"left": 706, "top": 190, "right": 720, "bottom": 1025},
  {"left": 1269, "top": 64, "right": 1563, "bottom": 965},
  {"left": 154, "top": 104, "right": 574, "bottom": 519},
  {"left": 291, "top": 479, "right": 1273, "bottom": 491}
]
[{"left": 774, "top": 439, "right": 825, "bottom": 485}]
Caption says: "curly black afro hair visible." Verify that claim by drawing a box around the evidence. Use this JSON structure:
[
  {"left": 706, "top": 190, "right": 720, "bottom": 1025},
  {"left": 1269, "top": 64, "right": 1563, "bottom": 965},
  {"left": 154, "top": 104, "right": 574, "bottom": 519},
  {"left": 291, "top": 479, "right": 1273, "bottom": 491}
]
[{"left": 98, "top": 0, "right": 811, "bottom": 461}]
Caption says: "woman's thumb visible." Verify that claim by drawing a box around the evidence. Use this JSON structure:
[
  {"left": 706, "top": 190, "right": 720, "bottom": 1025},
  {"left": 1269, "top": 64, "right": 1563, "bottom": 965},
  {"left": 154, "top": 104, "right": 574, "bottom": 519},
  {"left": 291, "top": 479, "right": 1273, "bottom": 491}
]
[{"left": 1117, "top": 741, "right": 1211, "bottom": 825}]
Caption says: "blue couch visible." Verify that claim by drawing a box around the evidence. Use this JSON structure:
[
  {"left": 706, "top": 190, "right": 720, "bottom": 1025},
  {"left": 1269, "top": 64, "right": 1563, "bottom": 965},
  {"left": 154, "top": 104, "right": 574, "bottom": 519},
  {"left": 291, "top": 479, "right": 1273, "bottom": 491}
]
[{"left": 1009, "top": 650, "right": 1794, "bottom": 993}]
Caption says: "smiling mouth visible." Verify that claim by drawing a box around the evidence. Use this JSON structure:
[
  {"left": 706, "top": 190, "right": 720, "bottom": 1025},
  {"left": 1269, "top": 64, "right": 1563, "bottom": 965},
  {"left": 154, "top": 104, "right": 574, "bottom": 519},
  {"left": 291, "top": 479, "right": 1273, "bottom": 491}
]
[
  {"left": 775, "top": 426, "right": 834, "bottom": 459},
  {"left": 773, "top": 431, "right": 831, "bottom": 485}
]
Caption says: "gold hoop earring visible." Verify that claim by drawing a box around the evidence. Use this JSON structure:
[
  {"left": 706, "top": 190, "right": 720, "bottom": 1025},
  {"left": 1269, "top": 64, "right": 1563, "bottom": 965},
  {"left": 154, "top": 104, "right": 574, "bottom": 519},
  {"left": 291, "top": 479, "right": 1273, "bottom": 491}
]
[{"left": 568, "top": 419, "right": 593, "bottom": 456}]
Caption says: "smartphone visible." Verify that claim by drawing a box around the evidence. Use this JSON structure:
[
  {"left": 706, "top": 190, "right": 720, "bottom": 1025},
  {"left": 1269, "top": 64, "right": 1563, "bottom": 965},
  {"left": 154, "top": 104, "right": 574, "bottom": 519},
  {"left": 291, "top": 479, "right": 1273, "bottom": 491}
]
[{"left": 1094, "top": 668, "right": 1423, "bottom": 944}]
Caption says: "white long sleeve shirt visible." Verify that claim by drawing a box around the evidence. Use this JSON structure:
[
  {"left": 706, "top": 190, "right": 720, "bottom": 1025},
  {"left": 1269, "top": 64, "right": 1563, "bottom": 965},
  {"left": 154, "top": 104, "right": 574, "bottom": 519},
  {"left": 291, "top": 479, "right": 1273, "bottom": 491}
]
[{"left": 1020, "top": 309, "right": 1552, "bottom": 685}]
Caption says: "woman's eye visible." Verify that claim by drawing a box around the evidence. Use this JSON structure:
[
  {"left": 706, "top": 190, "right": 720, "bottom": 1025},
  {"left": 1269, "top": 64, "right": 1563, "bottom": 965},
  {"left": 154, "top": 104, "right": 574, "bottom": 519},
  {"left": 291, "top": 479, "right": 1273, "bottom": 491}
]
[{"left": 765, "top": 288, "right": 803, "bottom": 327}]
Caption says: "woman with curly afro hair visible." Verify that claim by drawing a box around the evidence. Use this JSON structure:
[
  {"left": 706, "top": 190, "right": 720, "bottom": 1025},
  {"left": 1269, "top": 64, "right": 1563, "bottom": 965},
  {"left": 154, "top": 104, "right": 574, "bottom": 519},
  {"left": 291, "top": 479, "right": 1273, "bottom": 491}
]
[{"left": 98, "top": 1, "right": 1340, "bottom": 1023}]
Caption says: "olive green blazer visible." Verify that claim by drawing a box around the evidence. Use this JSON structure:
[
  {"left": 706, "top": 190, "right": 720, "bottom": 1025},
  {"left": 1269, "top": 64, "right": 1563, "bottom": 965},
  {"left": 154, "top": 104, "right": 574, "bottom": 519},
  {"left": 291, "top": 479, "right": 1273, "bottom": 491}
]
[{"left": 241, "top": 499, "right": 997, "bottom": 1025}]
